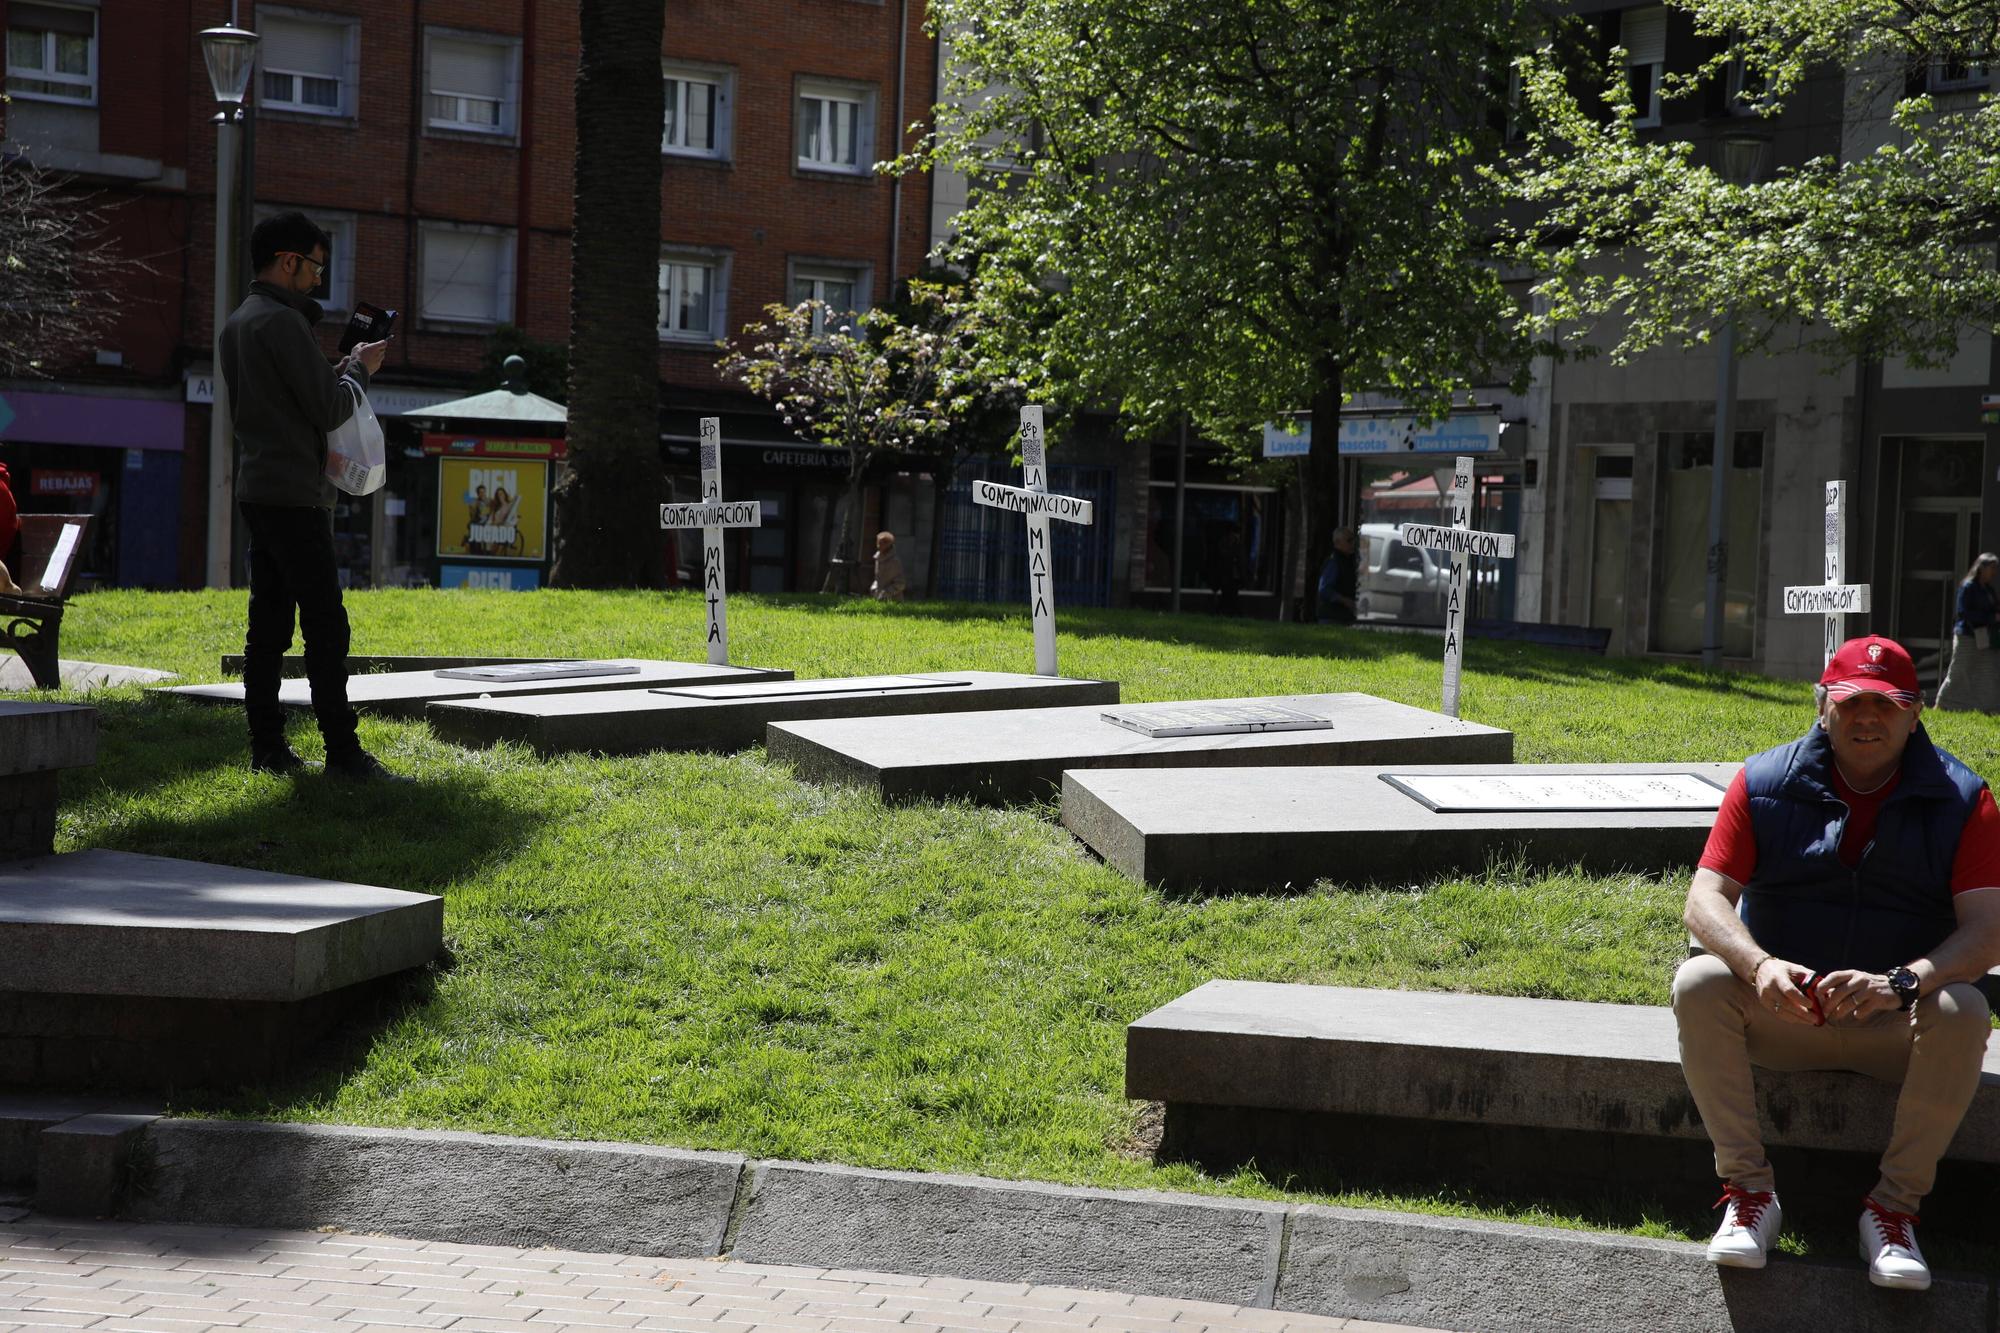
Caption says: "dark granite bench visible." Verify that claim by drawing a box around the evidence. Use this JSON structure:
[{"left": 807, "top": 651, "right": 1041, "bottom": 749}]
[
  {"left": 0, "top": 701, "right": 97, "bottom": 860},
  {"left": 1, "top": 515, "right": 94, "bottom": 690},
  {"left": 1129, "top": 981, "right": 2000, "bottom": 1208}
]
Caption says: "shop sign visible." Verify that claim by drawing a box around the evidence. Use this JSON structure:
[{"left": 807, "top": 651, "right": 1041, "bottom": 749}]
[
  {"left": 422, "top": 433, "right": 566, "bottom": 460},
  {"left": 756, "top": 445, "right": 850, "bottom": 471},
  {"left": 1261, "top": 419, "right": 1311, "bottom": 458},
  {"left": 32, "top": 470, "right": 100, "bottom": 497},
  {"left": 437, "top": 458, "right": 549, "bottom": 562},
  {"left": 1339, "top": 412, "right": 1501, "bottom": 456},
  {"left": 439, "top": 564, "right": 542, "bottom": 591}
]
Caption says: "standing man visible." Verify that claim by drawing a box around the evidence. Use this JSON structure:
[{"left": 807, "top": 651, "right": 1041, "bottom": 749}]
[
  {"left": 1675, "top": 636, "right": 2000, "bottom": 1288},
  {"left": 220, "top": 212, "right": 398, "bottom": 780},
  {"left": 1317, "top": 526, "right": 1359, "bottom": 624}
]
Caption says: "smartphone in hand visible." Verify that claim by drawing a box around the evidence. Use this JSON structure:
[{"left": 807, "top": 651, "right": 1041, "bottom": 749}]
[{"left": 338, "top": 302, "right": 398, "bottom": 355}]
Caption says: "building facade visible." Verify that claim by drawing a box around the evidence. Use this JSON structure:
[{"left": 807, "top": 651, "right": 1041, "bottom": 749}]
[{"left": 0, "top": 0, "right": 937, "bottom": 594}]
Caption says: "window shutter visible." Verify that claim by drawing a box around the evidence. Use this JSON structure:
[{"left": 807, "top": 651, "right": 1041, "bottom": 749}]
[
  {"left": 11, "top": 4, "right": 94, "bottom": 37},
  {"left": 1621, "top": 9, "right": 1666, "bottom": 67},
  {"left": 431, "top": 38, "right": 504, "bottom": 99},
  {"left": 262, "top": 17, "right": 344, "bottom": 77},
  {"left": 424, "top": 230, "right": 503, "bottom": 322}
]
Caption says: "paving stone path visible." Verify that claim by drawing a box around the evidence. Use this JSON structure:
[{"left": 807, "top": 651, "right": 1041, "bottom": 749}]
[{"left": 0, "top": 1212, "right": 1449, "bottom": 1333}]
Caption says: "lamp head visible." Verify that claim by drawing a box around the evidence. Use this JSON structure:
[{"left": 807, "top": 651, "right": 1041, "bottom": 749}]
[
  {"left": 1719, "top": 133, "right": 1770, "bottom": 187},
  {"left": 200, "top": 26, "right": 260, "bottom": 107}
]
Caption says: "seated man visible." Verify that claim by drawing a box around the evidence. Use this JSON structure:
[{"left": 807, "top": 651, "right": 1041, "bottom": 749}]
[{"left": 1676, "top": 635, "right": 2000, "bottom": 1289}]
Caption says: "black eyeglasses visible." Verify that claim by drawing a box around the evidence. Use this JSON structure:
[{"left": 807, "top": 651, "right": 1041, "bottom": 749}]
[{"left": 280, "top": 251, "right": 327, "bottom": 278}]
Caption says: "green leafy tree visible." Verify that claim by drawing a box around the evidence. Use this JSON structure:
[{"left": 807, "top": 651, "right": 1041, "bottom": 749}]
[
  {"left": 551, "top": 0, "right": 666, "bottom": 588},
  {"left": 920, "top": 0, "right": 1539, "bottom": 616},
  {"left": 718, "top": 286, "right": 994, "bottom": 594},
  {"left": 1501, "top": 1, "right": 2000, "bottom": 367}
]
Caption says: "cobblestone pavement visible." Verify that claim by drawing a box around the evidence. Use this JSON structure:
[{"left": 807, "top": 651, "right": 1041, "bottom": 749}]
[{"left": 0, "top": 1214, "right": 1453, "bottom": 1333}]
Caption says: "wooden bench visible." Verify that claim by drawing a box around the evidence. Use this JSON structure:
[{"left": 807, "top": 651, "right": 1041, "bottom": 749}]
[
  {"left": 1, "top": 515, "right": 94, "bottom": 690},
  {"left": 1129, "top": 980, "right": 2000, "bottom": 1207}
]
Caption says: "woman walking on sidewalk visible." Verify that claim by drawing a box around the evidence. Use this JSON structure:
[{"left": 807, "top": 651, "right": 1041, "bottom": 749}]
[{"left": 1935, "top": 552, "right": 2000, "bottom": 711}]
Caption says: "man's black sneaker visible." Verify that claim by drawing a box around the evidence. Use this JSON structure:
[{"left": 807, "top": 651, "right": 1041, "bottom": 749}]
[
  {"left": 325, "top": 748, "right": 410, "bottom": 783},
  {"left": 249, "top": 745, "right": 309, "bottom": 775}
]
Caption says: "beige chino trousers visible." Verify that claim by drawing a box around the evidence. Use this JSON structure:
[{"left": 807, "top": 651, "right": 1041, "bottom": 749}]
[{"left": 1672, "top": 953, "right": 1991, "bottom": 1213}]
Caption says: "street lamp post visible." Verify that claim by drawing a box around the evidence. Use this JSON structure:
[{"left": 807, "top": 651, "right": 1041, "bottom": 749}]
[
  {"left": 199, "top": 24, "right": 259, "bottom": 589},
  {"left": 1701, "top": 132, "right": 1770, "bottom": 670}
]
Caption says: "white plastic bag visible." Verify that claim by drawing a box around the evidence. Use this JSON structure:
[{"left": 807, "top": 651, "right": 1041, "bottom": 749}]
[{"left": 325, "top": 379, "right": 387, "bottom": 496}]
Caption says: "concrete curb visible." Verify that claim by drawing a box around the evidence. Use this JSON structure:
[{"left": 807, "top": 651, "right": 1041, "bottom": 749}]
[
  {"left": 126, "top": 1120, "right": 744, "bottom": 1258},
  {"left": 90, "top": 1118, "right": 2000, "bottom": 1332}
]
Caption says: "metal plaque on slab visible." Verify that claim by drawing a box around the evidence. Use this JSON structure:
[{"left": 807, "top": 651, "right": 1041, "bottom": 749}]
[
  {"left": 434, "top": 662, "right": 642, "bottom": 682},
  {"left": 1102, "top": 703, "right": 1334, "bottom": 738},
  {"left": 651, "top": 675, "right": 973, "bottom": 701},
  {"left": 1381, "top": 771, "right": 1728, "bottom": 813}
]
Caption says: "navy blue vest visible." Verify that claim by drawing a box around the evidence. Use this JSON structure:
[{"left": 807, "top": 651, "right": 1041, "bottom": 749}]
[{"left": 1738, "top": 722, "right": 1985, "bottom": 975}]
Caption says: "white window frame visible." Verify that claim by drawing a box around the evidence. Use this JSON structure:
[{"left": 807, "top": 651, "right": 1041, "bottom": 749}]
[
  {"left": 1725, "top": 56, "right": 1772, "bottom": 117},
  {"left": 1931, "top": 54, "right": 1992, "bottom": 93},
  {"left": 1620, "top": 7, "right": 1666, "bottom": 129},
  {"left": 796, "top": 78, "right": 877, "bottom": 176},
  {"left": 658, "top": 248, "right": 730, "bottom": 343},
  {"left": 5, "top": 2, "right": 97, "bottom": 106},
  {"left": 423, "top": 27, "right": 521, "bottom": 141},
  {"left": 788, "top": 260, "right": 871, "bottom": 335},
  {"left": 417, "top": 223, "right": 517, "bottom": 329},
  {"left": 254, "top": 206, "right": 357, "bottom": 319},
  {"left": 257, "top": 8, "right": 359, "bottom": 120},
  {"left": 663, "top": 63, "right": 733, "bottom": 160}
]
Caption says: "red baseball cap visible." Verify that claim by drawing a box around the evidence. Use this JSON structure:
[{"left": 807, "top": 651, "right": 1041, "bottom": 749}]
[{"left": 1821, "top": 635, "right": 1921, "bottom": 707}]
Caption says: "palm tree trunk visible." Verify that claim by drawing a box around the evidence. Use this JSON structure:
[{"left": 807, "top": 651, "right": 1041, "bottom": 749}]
[{"left": 551, "top": 0, "right": 666, "bottom": 588}]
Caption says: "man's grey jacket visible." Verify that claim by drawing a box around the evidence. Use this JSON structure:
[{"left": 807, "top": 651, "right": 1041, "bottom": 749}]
[{"left": 219, "top": 280, "right": 370, "bottom": 509}]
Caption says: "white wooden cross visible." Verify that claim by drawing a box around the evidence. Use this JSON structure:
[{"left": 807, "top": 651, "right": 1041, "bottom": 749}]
[
  {"left": 1398, "top": 455, "right": 1517, "bottom": 719},
  {"left": 659, "top": 416, "right": 761, "bottom": 665},
  {"left": 1782, "top": 480, "right": 1869, "bottom": 667},
  {"left": 972, "top": 405, "right": 1095, "bottom": 676}
]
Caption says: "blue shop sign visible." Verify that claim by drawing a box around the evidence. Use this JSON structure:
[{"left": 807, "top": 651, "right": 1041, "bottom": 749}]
[{"left": 440, "top": 564, "right": 542, "bottom": 591}]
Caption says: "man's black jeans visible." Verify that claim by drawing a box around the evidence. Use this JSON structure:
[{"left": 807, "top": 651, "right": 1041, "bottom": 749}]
[{"left": 239, "top": 501, "right": 359, "bottom": 759}]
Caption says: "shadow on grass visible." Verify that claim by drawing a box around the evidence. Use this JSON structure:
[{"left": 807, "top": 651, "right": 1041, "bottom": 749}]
[{"left": 64, "top": 696, "right": 548, "bottom": 893}]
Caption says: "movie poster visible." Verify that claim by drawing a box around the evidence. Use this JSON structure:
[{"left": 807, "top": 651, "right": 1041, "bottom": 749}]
[{"left": 436, "top": 459, "right": 548, "bottom": 561}]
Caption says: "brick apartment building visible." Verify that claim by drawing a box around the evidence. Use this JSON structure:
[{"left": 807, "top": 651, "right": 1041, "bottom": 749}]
[{"left": 0, "top": 0, "right": 939, "bottom": 594}]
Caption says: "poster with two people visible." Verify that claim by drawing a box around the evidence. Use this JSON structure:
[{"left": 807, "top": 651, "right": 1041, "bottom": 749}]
[{"left": 437, "top": 459, "right": 548, "bottom": 561}]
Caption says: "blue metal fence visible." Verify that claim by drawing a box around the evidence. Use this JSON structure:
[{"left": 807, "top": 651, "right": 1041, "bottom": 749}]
[{"left": 936, "top": 459, "right": 1118, "bottom": 608}]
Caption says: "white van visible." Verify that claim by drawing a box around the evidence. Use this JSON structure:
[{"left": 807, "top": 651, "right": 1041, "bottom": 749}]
[{"left": 1356, "top": 522, "right": 1449, "bottom": 623}]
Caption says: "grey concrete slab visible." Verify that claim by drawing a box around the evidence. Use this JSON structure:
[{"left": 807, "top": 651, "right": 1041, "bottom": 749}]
[
  {"left": 0, "top": 1096, "right": 161, "bottom": 1186},
  {"left": 426, "top": 670, "right": 1121, "bottom": 756},
  {"left": 1063, "top": 762, "right": 1742, "bottom": 891},
  {"left": 156, "top": 657, "right": 791, "bottom": 719},
  {"left": 1127, "top": 980, "right": 2000, "bottom": 1161},
  {"left": 0, "top": 701, "right": 96, "bottom": 776},
  {"left": 129, "top": 1120, "right": 745, "bottom": 1258},
  {"left": 767, "top": 693, "right": 1513, "bottom": 805},
  {"left": 0, "top": 658, "right": 177, "bottom": 691},
  {"left": 35, "top": 1112, "right": 158, "bottom": 1217},
  {"left": 731, "top": 1160, "right": 1283, "bottom": 1306},
  {"left": 221, "top": 652, "right": 557, "bottom": 676},
  {"left": 1277, "top": 1204, "right": 1988, "bottom": 1333},
  {"left": 0, "top": 849, "right": 441, "bottom": 1002}
]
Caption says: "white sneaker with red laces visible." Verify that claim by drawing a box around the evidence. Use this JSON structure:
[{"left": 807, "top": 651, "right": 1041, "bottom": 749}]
[
  {"left": 1859, "top": 1196, "right": 1930, "bottom": 1290},
  {"left": 1706, "top": 1184, "right": 1781, "bottom": 1268}
]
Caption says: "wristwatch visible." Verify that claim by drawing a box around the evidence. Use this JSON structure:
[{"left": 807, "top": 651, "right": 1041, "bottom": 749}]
[{"left": 1887, "top": 966, "right": 1922, "bottom": 1011}]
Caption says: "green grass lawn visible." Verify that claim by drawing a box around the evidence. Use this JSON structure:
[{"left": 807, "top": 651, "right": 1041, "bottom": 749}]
[{"left": 29, "top": 588, "right": 2000, "bottom": 1256}]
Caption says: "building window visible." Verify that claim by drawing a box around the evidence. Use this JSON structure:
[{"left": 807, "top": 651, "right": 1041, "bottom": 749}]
[
  {"left": 255, "top": 207, "right": 356, "bottom": 318},
  {"left": 259, "top": 12, "right": 353, "bottom": 117},
  {"left": 5, "top": 2, "right": 95, "bottom": 104},
  {"left": 659, "top": 252, "right": 727, "bottom": 341},
  {"left": 789, "top": 262, "right": 869, "bottom": 334},
  {"left": 1142, "top": 483, "right": 1283, "bottom": 598},
  {"left": 1651, "top": 431, "right": 1763, "bottom": 657},
  {"left": 797, "top": 79, "right": 875, "bottom": 174},
  {"left": 1621, "top": 7, "right": 1666, "bottom": 128},
  {"left": 425, "top": 30, "right": 519, "bottom": 137},
  {"left": 1931, "top": 54, "right": 1991, "bottom": 93},
  {"left": 1725, "top": 57, "right": 1771, "bottom": 116},
  {"left": 664, "top": 66, "right": 732, "bottom": 159},
  {"left": 419, "top": 225, "right": 516, "bottom": 326}
]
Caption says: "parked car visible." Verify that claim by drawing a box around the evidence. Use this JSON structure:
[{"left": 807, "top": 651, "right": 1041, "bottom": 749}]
[{"left": 1356, "top": 522, "right": 1449, "bottom": 623}]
